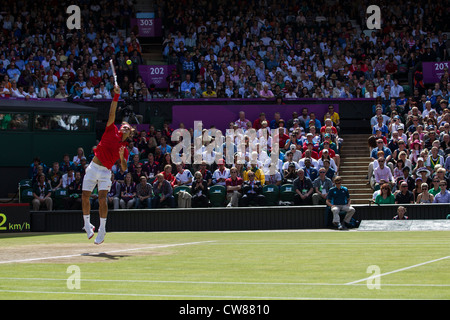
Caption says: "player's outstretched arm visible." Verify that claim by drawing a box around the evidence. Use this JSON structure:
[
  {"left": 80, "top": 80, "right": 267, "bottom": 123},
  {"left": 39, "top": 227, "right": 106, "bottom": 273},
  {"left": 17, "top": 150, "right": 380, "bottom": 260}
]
[
  {"left": 106, "top": 86, "right": 121, "bottom": 127},
  {"left": 119, "top": 146, "right": 127, "bottom": 171}
]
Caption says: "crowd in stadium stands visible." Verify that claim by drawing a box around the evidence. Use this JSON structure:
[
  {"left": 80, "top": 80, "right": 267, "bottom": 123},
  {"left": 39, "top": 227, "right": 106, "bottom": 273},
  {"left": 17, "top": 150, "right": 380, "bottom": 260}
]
[{"left": 8, "top": 0, "right": 450, "bottom": 208}]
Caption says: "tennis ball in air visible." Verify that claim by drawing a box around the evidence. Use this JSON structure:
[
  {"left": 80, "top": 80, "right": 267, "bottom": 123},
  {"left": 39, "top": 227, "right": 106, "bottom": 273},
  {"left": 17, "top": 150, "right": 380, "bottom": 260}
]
[{"left": 126, "top": 59, "right": 132, "bottom": 65}]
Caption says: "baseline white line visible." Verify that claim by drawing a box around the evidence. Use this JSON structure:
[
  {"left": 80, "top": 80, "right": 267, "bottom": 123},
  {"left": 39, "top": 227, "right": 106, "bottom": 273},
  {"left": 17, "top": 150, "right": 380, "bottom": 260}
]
[
  {"left": 0, "top": 241, "right": 215, "bottom": 264},
  {"left": 1, "top": 277, "right": 450, "bottom": 287},
  {"left": 346, "top": 255, "right": 450, "bottom": 285},
  {"left": 0, "top": 289, "right": 409, "bottom": 300}
]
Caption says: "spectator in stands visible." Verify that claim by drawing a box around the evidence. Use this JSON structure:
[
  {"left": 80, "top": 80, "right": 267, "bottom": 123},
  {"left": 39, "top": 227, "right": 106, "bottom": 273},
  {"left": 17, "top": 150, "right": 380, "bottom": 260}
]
[
  {"left": 180, "top": 74, "right": 195, "bottom": 97},
  {"left": 212, "top": 159, "right": 230, "bottom": 186},
  {"left": 239, "top": 170, "right": 265, "bottom": 207},
  {"left": 120, "top": 173, "right": 136, "bottom": 209},
  {"left": 135, "top": 176, "right": 154, "bottom": 209},
  {"left": 152, "top": 173, "right": 176, "bottom": 208},
  {"left": 293, "top": 169, "right": 313, "bottom": 206},
  {"left": 433, "top": 180, "right": 450, "bottom": 203},
  {"left": 191, "top": 171, "right": 209, "bottom": 208},
  {"left": 243, "top": 162, "right": 265, "bottom": 185},
  {"left": 225, "top": 167, "right": 243, "bottom": 207},
  {"left": 312, "top": 168, "right": 333, "bottom": 205},
  {"left": 416, "top": 183, "right": 435, "bottom": 204},
  {"left": 374, "top": 183, "right": 396, "bottom": 205},
  {"left": 373, "top": 157, "right": 395, "bottom": 190},
  {"left": 32, "top": 173, "right": 53, "bottom": 211},
  {"left": 107, "top": 173, "right": 120, "bottom": 210},
  {"left": 326, "top": 176, "right": 355, "bottom": 230},
  {"left": 47, "top": 162, "right": 63, "bottom": 192},
  {"left": 64, "top": 171, "right": 83, "bottom": 210},
  {"left": 395, "top": 181, "right": 415, "bottom": 204},
  {"left": 175, "top": 164, "right": 193, "bottom": 186},
  {"left": 62, "top": 168, "right": 76, "bottom": 189}
]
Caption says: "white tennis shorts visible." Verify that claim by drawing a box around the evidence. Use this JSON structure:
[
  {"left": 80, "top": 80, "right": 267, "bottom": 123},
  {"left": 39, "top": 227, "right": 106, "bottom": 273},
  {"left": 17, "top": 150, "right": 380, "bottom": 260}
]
[{"left": 82, "top": 161, "right": 112, "bottom": 192}]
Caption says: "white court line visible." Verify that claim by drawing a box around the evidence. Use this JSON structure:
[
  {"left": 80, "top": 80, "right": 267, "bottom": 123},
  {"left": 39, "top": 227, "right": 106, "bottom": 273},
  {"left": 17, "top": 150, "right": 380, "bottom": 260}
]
[
  {"left": 346, "top": 255, "right": 450, "bottom": 285},
  {"left": 1, "top": 277, "right": 449, "bottom": 287},
  {"left": 0, "top": 289, "right": 409, "bottom": 300},
  {"left": 0, "top": 241, "right": 215, "bottom": 264}
]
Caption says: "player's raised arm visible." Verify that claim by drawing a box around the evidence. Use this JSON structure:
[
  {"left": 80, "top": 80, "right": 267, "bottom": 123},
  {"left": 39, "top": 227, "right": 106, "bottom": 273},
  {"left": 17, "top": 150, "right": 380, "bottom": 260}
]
[
  {"left": 119, "top": 145, "right": 127, "bottom": 172},
  {"left": 106, "top": 85, "right": 121, "bottom": 127}
]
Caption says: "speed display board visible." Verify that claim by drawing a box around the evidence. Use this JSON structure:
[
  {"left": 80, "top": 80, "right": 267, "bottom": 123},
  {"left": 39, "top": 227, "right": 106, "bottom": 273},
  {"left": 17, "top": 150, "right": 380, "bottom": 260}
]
[{"left": 0, "top": 204, "right": 31, "bottom": 232}]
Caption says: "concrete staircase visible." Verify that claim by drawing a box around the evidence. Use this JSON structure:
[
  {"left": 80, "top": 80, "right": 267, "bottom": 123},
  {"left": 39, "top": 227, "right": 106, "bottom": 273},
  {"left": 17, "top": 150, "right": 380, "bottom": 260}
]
[
  {"left": 338, "top": 134, "right": 373, "bottom": 204},
  {"left": 132, "top": 0, "right": 165, "bottom": 65}
]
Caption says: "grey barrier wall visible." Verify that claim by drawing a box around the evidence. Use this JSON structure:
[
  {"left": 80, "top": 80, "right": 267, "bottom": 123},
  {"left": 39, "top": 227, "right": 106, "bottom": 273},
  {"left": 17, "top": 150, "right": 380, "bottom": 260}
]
[{"left": 30, "top": 204, "right": 449, "bottom": 232}]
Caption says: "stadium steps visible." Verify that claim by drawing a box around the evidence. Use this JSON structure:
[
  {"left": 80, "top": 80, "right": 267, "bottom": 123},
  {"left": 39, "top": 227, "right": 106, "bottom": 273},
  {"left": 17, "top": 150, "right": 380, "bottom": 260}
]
[
  {"left": 141, "top": 44, "right": 165, "bottom": 64},
  {"left": 338, "top": 134, "right": 373, "bottom": 204}
]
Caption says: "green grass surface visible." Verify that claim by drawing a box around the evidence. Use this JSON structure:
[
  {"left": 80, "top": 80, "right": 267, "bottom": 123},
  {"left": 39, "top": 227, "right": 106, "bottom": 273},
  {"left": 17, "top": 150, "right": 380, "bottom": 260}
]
[{"left": 0, "top": 230, "right": 449, "bottom": 300}]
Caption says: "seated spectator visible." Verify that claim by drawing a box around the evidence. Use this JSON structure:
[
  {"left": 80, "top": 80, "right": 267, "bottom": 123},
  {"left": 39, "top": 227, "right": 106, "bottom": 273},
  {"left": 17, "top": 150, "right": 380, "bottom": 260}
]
[
  {"left": 293, "top": 169, "right": 313, "bottom": 205},
  {"left": 259, "top": 84, "right": 274, "bottom": 99},
  {"left": 191, "top": 171, "right": 209, "bottom": 208},
  {"left": 395, "top": 181, "right": 415, "bottom": 204},
  {"left": 61, "top": 168, "right": 76, "bottom": 189},
  {"left": 433, "top": 180, "right": 450, "bottom": 203},
  {"left": 265, "top": 169, "right": 282, "bottom": 186},
  {"left": 152, "top": 173, "right": 176, "bottom": 208},
  {"left": 212, "top": 159, "right": 230, "bottom": 186},
  {"left": 239, "top": 171, "right": 265, "bottom": 207},
  {"left": 374, "top": 183, "right": 396, "bottom": 204},
  {"left": 135, "top": 176, "right": 154, "bottom": 209},
  {"left": 175, "top": 164, "right": 193, "bottom": 186},
  {"left": 225, "top": 167, "right": 243, "bottom": 207},
  {"left": 312, "top": 168, "right": 333, "bottom": 205},
  {"left": 120, "top": 173, "right": 136, "bottom": 209},
  {"left": 64, "top": 171, "right": 83, "bottom": 210},
  {"left": 416, "top": 183, "right": 435, "bottom": 204},
  {"left": 243, "top": 163, "right": 265, "bottom": 185},
  {"left": 107, "top": 173, "right": 120, "bottom": 209},
  {"left": 32, "top": 173, "right": 53, "bottom": 211},
  {"left": 302, "top": 157, "right": 319, "bottom": 182},
  {"left": 283, "top": 162, "right": 298, "bottom": 184},
  {"left": 162, "top": 164, "right": 176, "bottom": 187},
  {"left": 373, "top": 157, "right": 395, "bottom": 190},
  {"left": 47, "top": 162, "right": 63, "bottom": 191}
]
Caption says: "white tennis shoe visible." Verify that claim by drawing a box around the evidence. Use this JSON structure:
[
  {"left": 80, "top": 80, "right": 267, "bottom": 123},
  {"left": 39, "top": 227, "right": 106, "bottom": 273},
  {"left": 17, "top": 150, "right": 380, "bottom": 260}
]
[
  {"left": 82, "top": 224, "right": 95, "bottom": 240},
  {"left": 95, "top": 228, "right": 106, "bottom": 245}
]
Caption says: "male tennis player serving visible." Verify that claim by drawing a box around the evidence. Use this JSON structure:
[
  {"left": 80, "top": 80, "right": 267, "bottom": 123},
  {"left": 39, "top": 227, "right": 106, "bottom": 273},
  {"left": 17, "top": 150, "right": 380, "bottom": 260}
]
[{"left": 82, "top": 85, "right": 133, "bottom": 244}]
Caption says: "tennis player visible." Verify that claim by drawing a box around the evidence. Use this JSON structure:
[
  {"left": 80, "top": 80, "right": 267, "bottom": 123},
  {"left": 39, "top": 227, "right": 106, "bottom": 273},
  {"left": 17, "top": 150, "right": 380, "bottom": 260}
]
[{"left": 82, "top": 85, "right": 133, "bottom": 244}]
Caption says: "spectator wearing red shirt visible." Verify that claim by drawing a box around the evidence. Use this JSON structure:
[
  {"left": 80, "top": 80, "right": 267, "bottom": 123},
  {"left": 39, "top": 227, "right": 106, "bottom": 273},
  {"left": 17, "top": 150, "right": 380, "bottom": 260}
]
[
  {"left": 253, "top": 112, "right": 266, "bottom": 130},
  {"left": 225, "top": 167, "right": 243, "bottom": 207}
]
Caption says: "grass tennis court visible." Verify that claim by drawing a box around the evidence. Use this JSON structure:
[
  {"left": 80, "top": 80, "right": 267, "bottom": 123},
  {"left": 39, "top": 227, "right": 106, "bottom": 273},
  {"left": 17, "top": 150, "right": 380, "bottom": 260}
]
[{"left": 0, "top": 230, "right": 449, "bottom": 300}]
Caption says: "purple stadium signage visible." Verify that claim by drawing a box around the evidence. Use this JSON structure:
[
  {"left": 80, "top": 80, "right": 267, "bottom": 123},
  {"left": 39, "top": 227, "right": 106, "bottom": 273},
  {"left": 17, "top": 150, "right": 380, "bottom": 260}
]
[
  {"left": 138, "top": 65, "right": 176, "bottom": 88},
  {"left": 172, "top": 104, "right": 337, "bottom": 132},
  {"left": 423, "top": 61, "right": 450, "bottom": 83},
  {"left": 130, "top": 18, "right": 162, "bottom": 37}
]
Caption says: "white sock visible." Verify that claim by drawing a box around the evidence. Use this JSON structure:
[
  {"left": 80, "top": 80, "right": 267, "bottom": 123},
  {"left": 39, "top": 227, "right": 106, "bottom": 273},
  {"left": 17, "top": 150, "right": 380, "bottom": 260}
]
[
  {"left": 83, "top": 215, "right": 90, "bottom": 229},
  {"left": 99, "top": 218, "right": 107, "bottom": 231}
]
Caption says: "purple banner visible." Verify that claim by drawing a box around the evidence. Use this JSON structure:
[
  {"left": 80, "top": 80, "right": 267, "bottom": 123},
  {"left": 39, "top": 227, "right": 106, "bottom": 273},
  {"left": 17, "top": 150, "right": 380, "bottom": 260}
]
[
  {"left": 130, "top": 18, "right": 162, "bottom": 37},
  {"left": 423, "top": 61, "right": 450, "bottom": 83},
  {"left": 172, "top": 104, "right": 337, "bottom": 132},
  {"left": 138, "top": 65, "right": 176, "bottom": 89}
]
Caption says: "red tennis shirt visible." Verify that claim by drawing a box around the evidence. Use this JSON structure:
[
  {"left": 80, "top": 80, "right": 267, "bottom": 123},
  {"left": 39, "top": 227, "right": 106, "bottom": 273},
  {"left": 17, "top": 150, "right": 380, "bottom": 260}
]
[{"left": 94, "top": 124, "right": 129, "bottom": 170}]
